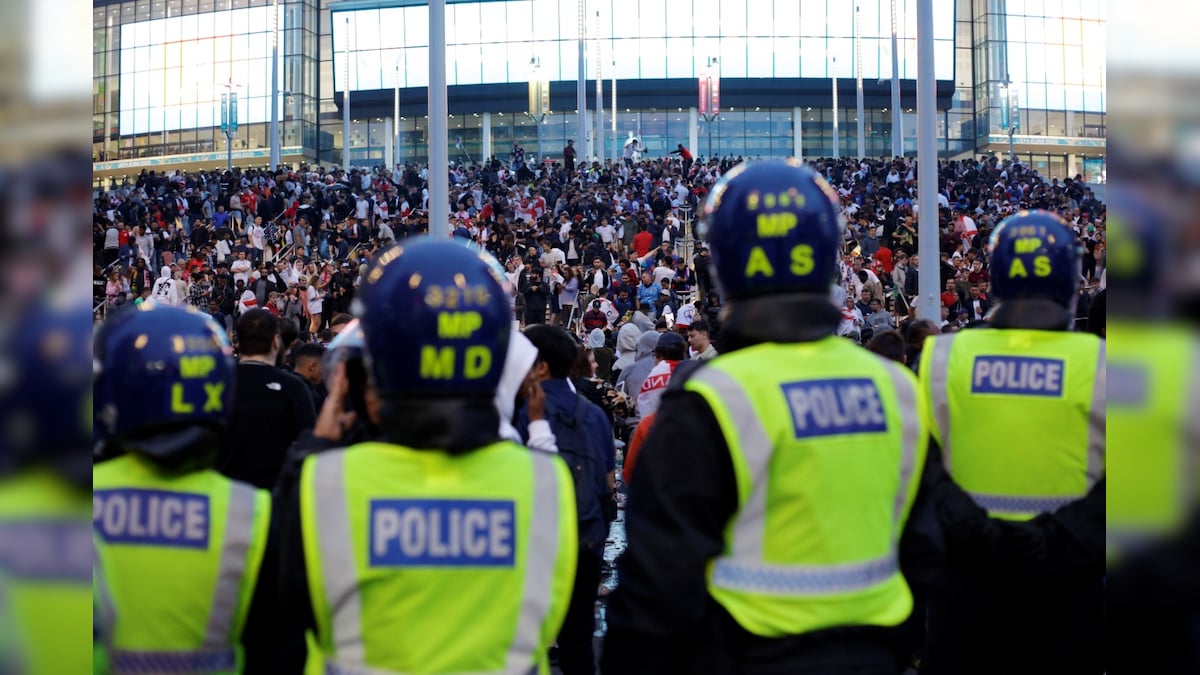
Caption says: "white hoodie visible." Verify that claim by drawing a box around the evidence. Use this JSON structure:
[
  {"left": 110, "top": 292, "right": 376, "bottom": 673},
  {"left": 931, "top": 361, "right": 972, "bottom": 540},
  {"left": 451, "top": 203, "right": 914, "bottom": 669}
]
[
  {"left": 494, "top": 332, "right": 557, "bottom": 451},
  {"left": 152, "top": 266, "right": 179, "bottom": 306}
]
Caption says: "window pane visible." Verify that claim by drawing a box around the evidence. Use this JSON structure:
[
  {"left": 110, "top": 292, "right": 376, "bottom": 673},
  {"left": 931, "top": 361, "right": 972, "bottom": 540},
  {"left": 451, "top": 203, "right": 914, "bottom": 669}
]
[
  {"left": 719, "top": 36, "right": 747, "bottom": 78},
  {"left": 639, "top": 0, "right": 666, "bottom": 38},
  {"left": 665, "top": 0, "right": 693, "bottom": 37},
  {"left": 774, "top": 36, "right": 800, "bottom": 77},
  {"left": 639, "top": 38, "right": 667, "bottom": 79},
  {"left": 665, "top": 37, "right": 695, "bottom": 78},
  {"left": 719, "top": 0, "right": 747, "bottom": 36},
  {"left": 746, "top": 38, "right": 774, "bottom": 77}
]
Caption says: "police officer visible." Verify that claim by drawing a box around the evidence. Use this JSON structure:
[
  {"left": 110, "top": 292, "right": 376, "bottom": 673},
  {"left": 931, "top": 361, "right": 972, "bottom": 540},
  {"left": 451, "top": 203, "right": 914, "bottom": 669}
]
[
  {"left": 917, "top": 210, "right": 1105, "bottom": 674},
  {"left": 93, "top": 303, "right": 275, "bottom": 674},
  {"left": 603, "top": 160, "right": 932, "bottom": 674},
  {"left": 0, "top": 302, "right": 93, "bottom": 673},
  {"left": 277, "top": 239, "right": 578, "bottom": 674},
  {"left": 1104, "top": 187, "right": 1200, "bottom": 674}
]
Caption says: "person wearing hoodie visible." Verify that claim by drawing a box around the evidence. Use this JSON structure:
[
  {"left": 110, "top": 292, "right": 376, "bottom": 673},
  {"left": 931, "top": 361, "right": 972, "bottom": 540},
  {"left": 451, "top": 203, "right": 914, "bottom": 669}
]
[
  {"left": 616, "top": 329, "right": 661, "bottom": 407},
  {"left": 634, "top": 332, "right": 687, "bottom": 417},
  {"left": 494, "top": 331, "right": 557, "bottom": 453},
  {"left": 151, "top": 265, "right": 181, "bottom": 306},
  {"left": 587, "top": 328, "right": 615, "bottom": 380},
  {"left": 610, "top": 323, "right": 643, "bottom": 383}
]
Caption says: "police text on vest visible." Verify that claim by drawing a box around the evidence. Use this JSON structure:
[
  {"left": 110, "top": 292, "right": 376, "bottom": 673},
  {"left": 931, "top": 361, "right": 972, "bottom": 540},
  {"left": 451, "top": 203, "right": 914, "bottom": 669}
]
[
  {"left": 782, "top": 378, "right": 889, "bottom": 439},
  {"left": 970, "top": 356, "right": 1065, "bottom": 396},
  {"left": 93, "top": 489, "right": 210, "bottom": 549},
  {"left": 369, "top": 499, "right": 516, "bottom": 567}
]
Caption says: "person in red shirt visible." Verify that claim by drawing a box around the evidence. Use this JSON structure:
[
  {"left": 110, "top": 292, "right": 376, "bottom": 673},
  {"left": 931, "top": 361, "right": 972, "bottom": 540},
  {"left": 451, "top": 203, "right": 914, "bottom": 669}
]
[
  {"left": 873, "top": 244, "right": 894, "bottom": 275},
  {"left": 940, "top": 278, "right": 961, "bottom": 309},
  {"left": 632, "top": 223, "right": 653, "bottom": 258}
]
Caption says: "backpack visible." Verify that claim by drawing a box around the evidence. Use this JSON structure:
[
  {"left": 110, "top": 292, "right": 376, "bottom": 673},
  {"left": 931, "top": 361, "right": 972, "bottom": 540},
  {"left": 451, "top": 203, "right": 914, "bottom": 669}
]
[{"left": 547, "top": 394, "right": 615, "bottom": 553}]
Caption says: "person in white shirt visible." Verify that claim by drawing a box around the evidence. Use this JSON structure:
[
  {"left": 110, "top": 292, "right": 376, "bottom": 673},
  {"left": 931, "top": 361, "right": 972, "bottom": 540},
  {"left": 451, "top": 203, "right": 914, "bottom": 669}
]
[
  {"left": 230, "top": 251, "right": 253, "bottom": 287},
  {"left": 355, "top": 194, "right": 370, "bottom": 221},
  {"left": 247, "top": 217, "right": 266, "bottom": 264},
  {"left": 837, "top": 295, "right": 864, "bottom": 340},
  {"left": 596, "top": 220, "right": 615, "bottom": 245},
  {"left": 151, "top": 266, "right": 180, "bottom": 306},
  {"left": 215, "top": 236, "right": 232, "bottom": 264}
]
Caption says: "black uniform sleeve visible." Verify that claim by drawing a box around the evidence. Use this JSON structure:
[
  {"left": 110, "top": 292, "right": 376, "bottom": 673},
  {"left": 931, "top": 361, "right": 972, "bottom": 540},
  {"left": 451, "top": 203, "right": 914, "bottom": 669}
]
[
  {"left": 240, "top": 510, "right": 307, "bottom": 674},
  {"left": 601, "top": 390, "right": 737, "bottom": 674}
]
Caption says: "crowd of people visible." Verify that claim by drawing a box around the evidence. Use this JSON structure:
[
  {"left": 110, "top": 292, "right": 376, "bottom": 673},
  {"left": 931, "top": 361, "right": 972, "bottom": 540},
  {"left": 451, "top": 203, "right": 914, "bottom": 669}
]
[{"left": 93, "top": 148, "right": 1106, "bottom": 376}]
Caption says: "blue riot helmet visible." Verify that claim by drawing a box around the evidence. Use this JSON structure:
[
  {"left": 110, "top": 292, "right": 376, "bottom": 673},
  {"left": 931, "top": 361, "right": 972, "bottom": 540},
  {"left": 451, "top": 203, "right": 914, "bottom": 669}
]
[
  {"left": 358, "top": 238, "right": 511, "bottom": 399},
  {"left": 988, "top": 210, "right": 1083, "bottom": 315},
  {"left": 320, "top": 318, "right": 378, "bottom": 443},
  {"left": 1105, "top": 187, "right": 1166, "bottom": 320},
  {"left": 699, "top": 159, "right": 844, "bottom": 299},
  {"left": 93, "top": 302, "right": 235, "bottom": 469},
  {"left": 0, "top": 301, "right": 92, "bottom": 483}
]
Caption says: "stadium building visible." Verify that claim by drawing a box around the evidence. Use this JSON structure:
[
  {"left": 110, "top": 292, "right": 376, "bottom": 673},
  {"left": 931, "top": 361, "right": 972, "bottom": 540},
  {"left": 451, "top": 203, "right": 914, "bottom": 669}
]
[{"left": 92, "top": 0, "right": 1105, "bottom": 182}]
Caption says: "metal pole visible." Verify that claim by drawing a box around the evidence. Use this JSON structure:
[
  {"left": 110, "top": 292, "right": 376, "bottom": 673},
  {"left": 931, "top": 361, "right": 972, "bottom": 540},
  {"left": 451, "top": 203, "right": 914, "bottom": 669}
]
[
  {"left": 227, "top": 130, "right": 233, "bottom": 173},
  {"left": 577, "top": 0, "right": 586, "bottom": 166},
  {"left": 611, "top": 61, "right": 618, "bottom": 163},
  {"left": 269, "top": 0, "right": 280, "bottom": 169},
  {"left": 831, "top": 57, "right": 839, "bottom": 159},
  {"left": 890, "top": 0, "right": 902, "bottom": 157},
  {"left": 916, "top": 0, "right": 939, "bottom": 323},
  {"left": 855, "top": 3, "right": 865, "bottom": 160},
  {"left": 429, "top": 0, "right": 450, "bottom": 236},
  {"left": 595, "top": 10, "right": 603, "bottom": 164},
  {"left": 342, "top": 16, "right": 351, "bottom": 173},
  {"left": 1009, "top": 126, "right": 1015, "bottom": 161},
  {"left": 394, "top": 59, "right": 401, "bottom": 170}
]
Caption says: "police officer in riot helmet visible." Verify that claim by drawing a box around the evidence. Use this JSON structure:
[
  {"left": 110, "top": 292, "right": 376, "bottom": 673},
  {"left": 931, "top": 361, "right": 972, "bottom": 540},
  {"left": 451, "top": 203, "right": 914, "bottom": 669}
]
[
  {"left": 604, "top": 160, "right": 952, "bottom": 674},
  {"left": 917, "top": 211, "right": 1105, "bottom": 675},
  {"left": 93, "top": 303, "right": 279, "bottom": 672},
  {"left": 0, "top": 301, "right": 94, "bottom": 673},
  {"left": 276, "top": 239, "right": 578, "bottom": 674}
]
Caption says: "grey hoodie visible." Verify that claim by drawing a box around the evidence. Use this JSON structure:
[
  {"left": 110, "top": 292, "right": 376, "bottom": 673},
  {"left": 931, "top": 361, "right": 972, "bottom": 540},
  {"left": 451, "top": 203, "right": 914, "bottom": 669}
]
[
  {"left": 611, "top": 323, "right": 643, "bottom": 373},
  {"left": 616, "top": 330, "right": 661, "bottom": 402}
]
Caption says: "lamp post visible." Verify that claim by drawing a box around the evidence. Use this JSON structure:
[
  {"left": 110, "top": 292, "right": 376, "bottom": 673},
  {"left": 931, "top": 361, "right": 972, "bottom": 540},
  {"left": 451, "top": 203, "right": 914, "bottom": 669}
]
[
  {"left": 394, "top": 55, "right": 402, "bottom": 169},
  {"left": 699, "top": 56, "right": 719, "bottom": 159},
  {"left": 269, "top": 0, "right": 281, "bottom": 169},
  {"left": 855, "top": 3, "right": 865, "bottom": 160},
  {"left": 429, "top": 0, "right": 449, "bottom": 236},
  {"left": 342, "top": 15, "right": 351, "bottom": 173},
  {"left": 611, "top": 57, "right": 618, "bottom": 164},
  {"left": 831, "top": 56, "right": 839, "bottom": 159},
  {"left": 916, "top": 0, "right": 939, "bottom": 323},
  {"left": 890, "top": 0, "right": 902, "bottom": 157},
  {"left": 528, "top": 56, "right": 549, "bottom": 162}
]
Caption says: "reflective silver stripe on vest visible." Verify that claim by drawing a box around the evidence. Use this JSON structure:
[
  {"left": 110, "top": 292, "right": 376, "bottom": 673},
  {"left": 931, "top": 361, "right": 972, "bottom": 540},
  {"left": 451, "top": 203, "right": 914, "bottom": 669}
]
[
  {"left": 204, "top": 481, "right": 257, "bottom": 649},
  {"left": 324, "top": 662, "right": 537, "bottom": 675},
  {"left": 312, "top": 451, "right": 366, "bottom": 666},
  {"left": 1086, "top": 341, "right": 1106, "bottom": 485},
  {"left": 968, "top": 492, "right": 1074, "bottom": 515},
  {"left": 1185, "top": 341, "right": 1200, "bottom": 508},
  {"left": 690, "top": 367, "right": 773, "bottom": 561},
  {"left": 94, "top": 538, "right": 117, "bottom": 652},
  {"left": 926, "top": 334, "right": 958, "bottom": 469},
  {"left": 503, "top": 451, "right": 560, "bottom": 674},
  {"left": 711, "top": 552, "right": 899, "bottom": 595},
  {"left": 880, "top": 359, "right": 922, "bottom": 533},
  {"left": 692, "top": 364, "right": 914, "bottom": 594},
  {"left": 109, "top": 648, "right": 237, "bottom": 673},
  {"left": 313, "top": 448, "right": 559, "bottom": 675}
]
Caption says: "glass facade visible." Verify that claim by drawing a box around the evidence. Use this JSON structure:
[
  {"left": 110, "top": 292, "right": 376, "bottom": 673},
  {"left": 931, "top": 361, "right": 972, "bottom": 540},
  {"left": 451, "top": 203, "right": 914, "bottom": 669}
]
[
  {"left": 93, "top": 0, "right": 1104, "bottom": 179},
  {"left": 341, "top": 107, "right": 910, "bottom": 166},
  {"left": 330, "top": 0, "right": 955, "bottom": 91},
  {"left": 93, "top": 0, "right": 321, "bottom": 163},
  {"left": 973, "top": 0, "right": 1106, "bottom": 139}
]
